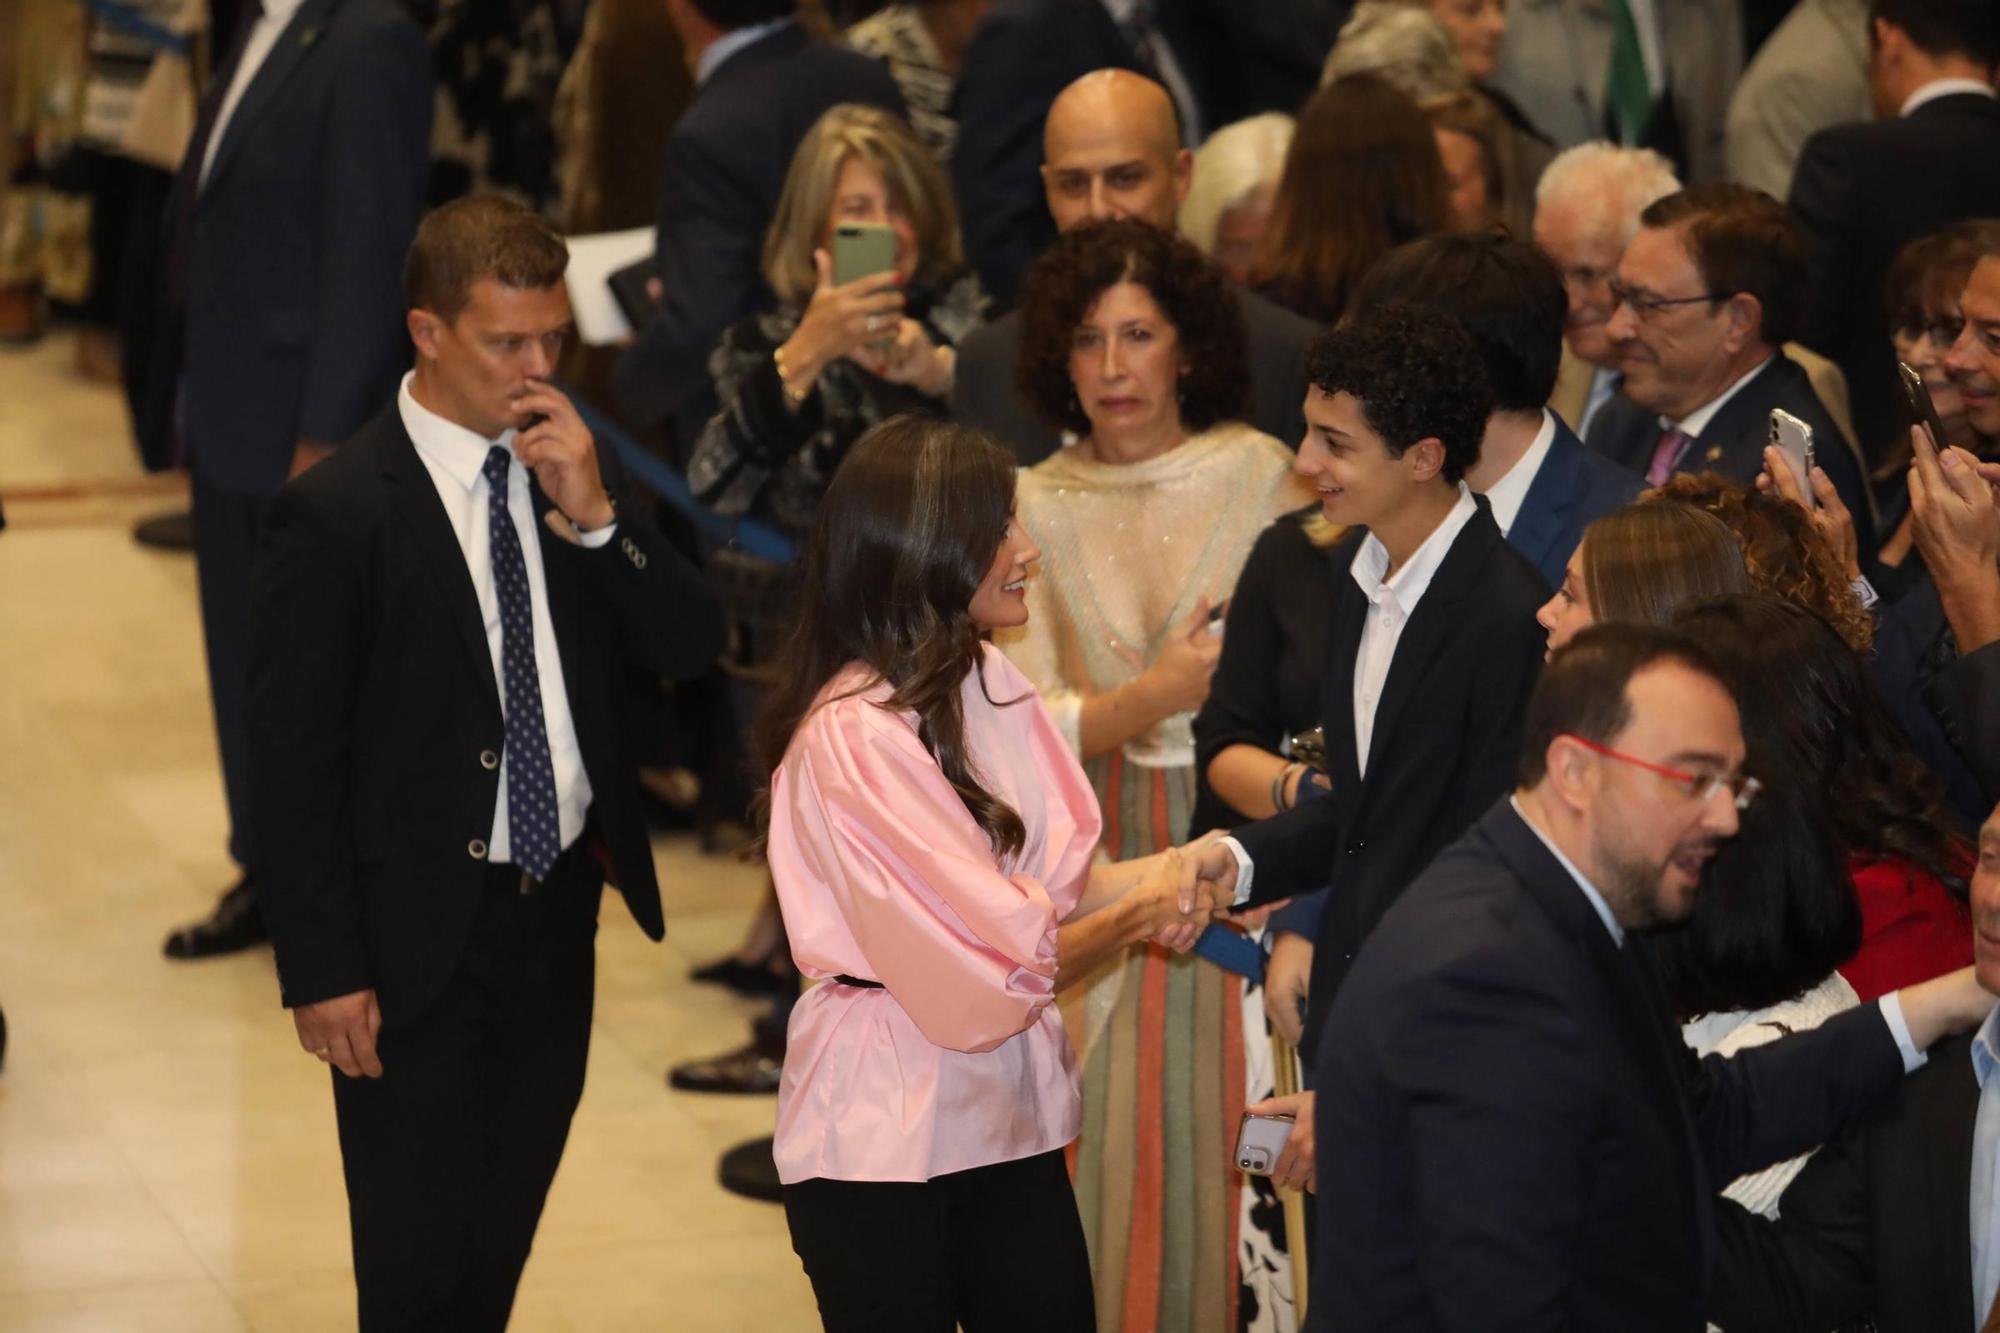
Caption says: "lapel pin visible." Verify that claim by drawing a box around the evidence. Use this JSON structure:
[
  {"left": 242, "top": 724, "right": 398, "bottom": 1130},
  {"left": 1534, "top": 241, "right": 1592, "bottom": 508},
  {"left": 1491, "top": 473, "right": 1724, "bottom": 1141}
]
[
  {"left": 300, "top": 27, "right": 320, "bottom": 46},
  {"left": 1704, "top": 445, "right": 1723, "bottom": 462}
]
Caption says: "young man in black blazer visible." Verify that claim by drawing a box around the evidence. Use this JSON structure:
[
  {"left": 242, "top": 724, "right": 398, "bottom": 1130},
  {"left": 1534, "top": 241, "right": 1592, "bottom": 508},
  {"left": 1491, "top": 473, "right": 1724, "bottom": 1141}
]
[
  {"left": 248, "top": 197, "right": 723, "bottom": 1330},
  {"left": 1204, "top": 305, "right": 1549, "bottom": 1079}
]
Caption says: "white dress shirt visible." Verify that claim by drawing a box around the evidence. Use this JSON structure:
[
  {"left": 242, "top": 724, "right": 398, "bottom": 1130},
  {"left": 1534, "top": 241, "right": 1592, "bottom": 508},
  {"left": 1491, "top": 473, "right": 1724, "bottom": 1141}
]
[
  {"left": 397, "top": 374, "right": 615, "bottom": 864},
  {"left": 1901, "top": 77, "right": 1997, "bottom": 119},
  {"left": 1579, "top": 365, "right": 1620, "bottom": 441},
  {"left": 1479, "top": 411, "right": 1560, "bottom": 537},
  {"left": 1349, "top": 486, "right": 1478, "bottom": 777},
  {"left": 696, "top": 17, "right": 791, "bottom": 84},
  {"left": 1662, "top": 353, "right": 1772, "bottom": 441},
  {"left": 200, "top": 0, "right": 307, "bottom": 187}
]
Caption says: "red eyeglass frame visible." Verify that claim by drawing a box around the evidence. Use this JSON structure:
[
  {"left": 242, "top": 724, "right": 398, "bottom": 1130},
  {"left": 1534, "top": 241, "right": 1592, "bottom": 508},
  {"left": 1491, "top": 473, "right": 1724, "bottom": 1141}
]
[{"left": 1558, "top": 733, "right": 1761, "bottom": 808}]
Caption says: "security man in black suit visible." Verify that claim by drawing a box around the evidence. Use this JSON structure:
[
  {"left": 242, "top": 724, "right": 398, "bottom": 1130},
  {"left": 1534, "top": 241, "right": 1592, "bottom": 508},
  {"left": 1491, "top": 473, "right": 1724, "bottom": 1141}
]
[
  {"left": 1585, "top": 183, "right": 1878, "bottom": 557},
  {"left": 951, "top": 69, "right": 1317, "bottom": 465},
  {"left": 1790, "top": 0, "right": 2000, "bottom": 461},
  {"left": 142, "top": 0, "right": 432, "bottom": 960},
  {"left": 611, "top": 0, "right": 903, "bottom": 451},
  {"left": 247, "top": 197, "right": 723, "bottom": 1330}
]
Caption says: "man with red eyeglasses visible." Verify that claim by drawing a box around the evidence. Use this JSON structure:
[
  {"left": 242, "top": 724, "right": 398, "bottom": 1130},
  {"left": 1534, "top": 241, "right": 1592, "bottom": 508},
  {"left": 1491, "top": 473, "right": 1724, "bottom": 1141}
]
[{"left": 1189, "top": 622, "right": 1995, "bottom": 1329}]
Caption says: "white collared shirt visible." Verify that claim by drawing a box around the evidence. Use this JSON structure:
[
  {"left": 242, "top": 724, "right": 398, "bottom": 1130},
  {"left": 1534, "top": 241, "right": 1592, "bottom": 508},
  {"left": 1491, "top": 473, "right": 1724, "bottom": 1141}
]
[
  {"left": 397, "top": 373, "right": 615, "bottom": 865},
  {"left": 1580, "top": 365, "right": 1620, "bottom": 441},
  {"left": 200, "top": 0, "right": 308, "bottom": 187},
  {"left": 1901, "top": 77, "right": 1997, "bottom": 118},
  {"left": 1349, "top": 485, "right": 1478, "bottom": 777},
  {"left": 1479, "top": 411, "right": 1560, "bottom": 537},
  {"left": 1662, "top": 353, "right": 1773, "bottom": 441},
  {"left": 696, "top": 17, "right": 791, "bottom": 84}
]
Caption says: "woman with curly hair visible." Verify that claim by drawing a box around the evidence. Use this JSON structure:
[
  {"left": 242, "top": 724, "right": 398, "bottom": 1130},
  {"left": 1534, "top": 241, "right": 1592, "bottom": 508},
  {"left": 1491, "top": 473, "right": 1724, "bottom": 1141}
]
[{"left": 1006, "top": 217, "right": 1310, "bottom": 1333}]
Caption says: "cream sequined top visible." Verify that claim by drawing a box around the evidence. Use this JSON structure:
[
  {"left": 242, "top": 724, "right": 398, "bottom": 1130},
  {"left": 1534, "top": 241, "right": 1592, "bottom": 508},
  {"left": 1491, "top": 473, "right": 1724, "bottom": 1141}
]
[{"left": 1000, "top": 422, "right": 1311, "bottom": 768}]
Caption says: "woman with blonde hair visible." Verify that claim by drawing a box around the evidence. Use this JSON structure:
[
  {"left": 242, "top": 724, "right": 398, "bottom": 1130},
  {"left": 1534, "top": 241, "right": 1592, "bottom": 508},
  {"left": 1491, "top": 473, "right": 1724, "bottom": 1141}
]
[{"left": 680, "top": 101, "right": 984, "bottom": 1006}]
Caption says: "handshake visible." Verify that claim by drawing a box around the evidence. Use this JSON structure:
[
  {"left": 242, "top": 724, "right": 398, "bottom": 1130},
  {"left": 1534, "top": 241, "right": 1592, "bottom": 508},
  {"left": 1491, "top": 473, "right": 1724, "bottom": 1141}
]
[{"left": 1127, "top": 835, "right": 1247, "bottom": 954}]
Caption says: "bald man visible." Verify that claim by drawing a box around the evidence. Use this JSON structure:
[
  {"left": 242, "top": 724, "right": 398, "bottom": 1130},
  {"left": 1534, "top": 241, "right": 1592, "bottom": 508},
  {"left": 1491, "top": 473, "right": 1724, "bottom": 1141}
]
[{"left": 951, "top": 69, "right": 1317, "bottom": 464}]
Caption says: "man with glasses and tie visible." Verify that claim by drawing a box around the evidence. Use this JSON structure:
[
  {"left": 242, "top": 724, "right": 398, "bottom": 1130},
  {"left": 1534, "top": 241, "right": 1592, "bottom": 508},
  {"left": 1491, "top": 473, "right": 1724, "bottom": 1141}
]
[
  {"left": 1584, "top": 182, "right": 1878, "bottom": 556},
  {"left": 1186, "top": 623, "right": 1995, "bottom": 1329},
  {"left": 246, "top": 196, "right": 722, "bottom": 1330}
]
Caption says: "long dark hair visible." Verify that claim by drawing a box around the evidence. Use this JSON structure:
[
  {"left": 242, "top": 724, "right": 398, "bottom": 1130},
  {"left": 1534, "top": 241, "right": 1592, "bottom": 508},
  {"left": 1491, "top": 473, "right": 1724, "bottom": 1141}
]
[
  {"left": 754, "top": 416, "right": 1027, "bottom": 857},
  {"left": 1247, "top": 74, "right": 1451, "bottom": 324},
  {"left": 1656, "top": 596, "right": 1969, "bottom": 1017}
]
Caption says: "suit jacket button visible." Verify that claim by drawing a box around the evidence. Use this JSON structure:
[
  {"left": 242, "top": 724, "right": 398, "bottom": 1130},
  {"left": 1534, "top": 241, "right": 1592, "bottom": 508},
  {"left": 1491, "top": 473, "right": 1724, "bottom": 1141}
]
[
  {"left": 468, "top": 839, "right": 488, "bottom": 860},
  {"left": 479, "top": 749, "right": 499, "bottom": 770}
]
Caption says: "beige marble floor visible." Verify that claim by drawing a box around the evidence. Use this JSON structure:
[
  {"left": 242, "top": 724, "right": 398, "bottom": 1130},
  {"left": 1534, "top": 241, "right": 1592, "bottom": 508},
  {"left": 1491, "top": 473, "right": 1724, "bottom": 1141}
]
[{"left": 0, "top": 332, "right": 818, "bottom": 1330}]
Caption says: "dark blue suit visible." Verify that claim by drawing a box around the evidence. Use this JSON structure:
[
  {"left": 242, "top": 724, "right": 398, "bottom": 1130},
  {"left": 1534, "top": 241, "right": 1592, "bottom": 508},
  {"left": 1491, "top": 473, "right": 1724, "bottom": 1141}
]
[
  {"left": 1508, "top": 413, "right": 1645, "bottom": 589},
  {"left": 135, "top": 0, "right": 431, "bottom": 872},
  {"left": 1309, "top": 799, "right": 1909, "bottom": 1332},
  {"left": 611, "top": 21, "right": 903, "bottom": 446}
]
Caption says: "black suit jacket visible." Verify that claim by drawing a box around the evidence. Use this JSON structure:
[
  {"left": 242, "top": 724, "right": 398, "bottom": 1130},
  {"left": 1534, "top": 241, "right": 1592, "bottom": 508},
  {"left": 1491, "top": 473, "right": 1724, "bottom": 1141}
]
[
  {"left": 134, "top": 0, "right": 430, "bottom": 494},
  {"left": 1311, "top": 800, "right": 1910, "bottom": 1332},
  {"left": 611, "top": 21, "right": 903, "bottom": 444},
  {"left": 948, "top": 0, "right": 1140, "bottom": 308},
  {"left": 1234, "top": 498, "right": 1549, "bottom": 1054},
  {"left": 952, "top": 284, "right": 1317, "bottom": 465},
  {"left": 1791, "top": 93, "right": 2000, "bottom": 457},
  {"left": 1709, "top": 1032, "right": 1980, "bottom": 1333},
  {"left": 1585, "top": 351, "right": 1877, "bottom": 557},
  {"left": 246, "top": 406, "right": 724, "bottom": 1024},
  {"left": 1509, "top": 413, "right": 1645, "bottom": 589}
]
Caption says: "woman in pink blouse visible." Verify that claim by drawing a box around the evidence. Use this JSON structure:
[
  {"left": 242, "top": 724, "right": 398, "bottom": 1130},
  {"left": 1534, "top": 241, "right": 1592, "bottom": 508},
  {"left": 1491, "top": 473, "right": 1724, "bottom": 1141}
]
[{"left": 760, "top": 417, "right": 1220, "bottom": 1331}]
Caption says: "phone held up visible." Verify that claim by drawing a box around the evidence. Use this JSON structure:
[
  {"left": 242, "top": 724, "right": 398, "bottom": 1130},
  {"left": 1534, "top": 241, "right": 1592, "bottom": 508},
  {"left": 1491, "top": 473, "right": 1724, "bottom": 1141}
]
[
  {"left": 1767, "top": 408, "right": 1817, "bottom": 509},
  {"left": 1899, "top": 360, "right": 1951, "bottom": 453},
  {"left": 1235, "top": 1112, "right": 1295, "bottom": 1177}
]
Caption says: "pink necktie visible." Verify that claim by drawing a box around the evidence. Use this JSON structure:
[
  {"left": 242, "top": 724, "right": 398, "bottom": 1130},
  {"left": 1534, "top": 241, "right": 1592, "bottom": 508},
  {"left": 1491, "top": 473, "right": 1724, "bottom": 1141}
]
[{"left": 1646, "top": 428, "right": 1690, "bottom": 487}]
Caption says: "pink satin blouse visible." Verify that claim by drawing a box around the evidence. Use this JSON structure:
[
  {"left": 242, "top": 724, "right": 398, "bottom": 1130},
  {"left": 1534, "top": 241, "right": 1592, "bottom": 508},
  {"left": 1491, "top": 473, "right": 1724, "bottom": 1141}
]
[{"left": 768, "top": 645, "right": 1104, "bottom": 1184}]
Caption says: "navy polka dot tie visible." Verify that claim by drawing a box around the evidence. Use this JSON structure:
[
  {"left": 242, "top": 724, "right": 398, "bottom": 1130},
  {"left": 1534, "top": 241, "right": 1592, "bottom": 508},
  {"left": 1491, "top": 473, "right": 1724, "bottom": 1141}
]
[{"left": 484, "top": 446, "right": 560, "bottom": 880}]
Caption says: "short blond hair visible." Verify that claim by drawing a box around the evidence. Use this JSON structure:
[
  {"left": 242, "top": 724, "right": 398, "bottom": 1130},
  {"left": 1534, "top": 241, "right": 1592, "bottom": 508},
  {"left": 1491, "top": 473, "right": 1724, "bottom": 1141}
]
[
  {"left": 761, "top": 104, "right": 963, "bottom": 306},
  {"left": 1179, "top": 113, "right": 1294, "bottom": 257},
  {"left": 1321, "top": 2, "right": 1468, "bottom": 101}
]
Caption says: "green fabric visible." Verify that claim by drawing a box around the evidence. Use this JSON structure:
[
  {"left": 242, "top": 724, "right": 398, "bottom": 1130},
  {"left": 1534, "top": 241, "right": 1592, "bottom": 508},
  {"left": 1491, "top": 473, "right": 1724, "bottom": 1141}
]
[{"left": 1604, "top": 0, "right": 1655, "bottom": 144}]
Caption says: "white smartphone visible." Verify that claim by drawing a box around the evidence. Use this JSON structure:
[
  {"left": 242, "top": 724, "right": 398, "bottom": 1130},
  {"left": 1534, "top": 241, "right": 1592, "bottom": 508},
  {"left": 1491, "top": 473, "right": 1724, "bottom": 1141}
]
[
  {"left": 1768, "top": 408, "right": 1817, "bottom": 508},
  {"left": 1235, "top": 1112, "right": 1295, "bottom": 1176}
]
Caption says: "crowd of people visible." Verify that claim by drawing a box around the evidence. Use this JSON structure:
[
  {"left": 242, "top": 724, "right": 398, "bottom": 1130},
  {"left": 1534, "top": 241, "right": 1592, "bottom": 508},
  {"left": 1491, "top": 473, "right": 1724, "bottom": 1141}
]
[{"left": 114, "top": 0, "right": 2000, "bottom": 1327}]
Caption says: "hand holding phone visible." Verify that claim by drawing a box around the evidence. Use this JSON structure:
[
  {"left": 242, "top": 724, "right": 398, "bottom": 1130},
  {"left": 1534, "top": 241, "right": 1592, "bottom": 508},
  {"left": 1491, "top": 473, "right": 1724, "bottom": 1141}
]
[
  {"left": 1899, "top": 361, "right": 1950, "bottom": 453},
  {"left": 1766, "top": 409, "right": 1817, "bottom": 509}
]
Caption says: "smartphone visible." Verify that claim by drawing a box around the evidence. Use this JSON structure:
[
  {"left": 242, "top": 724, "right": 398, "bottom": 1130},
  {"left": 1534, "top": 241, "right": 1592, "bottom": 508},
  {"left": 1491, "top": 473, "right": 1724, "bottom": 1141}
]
[
  {"left": 1767, "top": 408, "right": 1817, "bottom": 508},
  {"left": 1899, "top": 360, "right": 1950, "bottom": 453},
  {"left": 1235, "top": 1113, "right": 1295, "bottom": 1176},
  {"left": 832, "top": 222, "right": 899, "bottom": 288}
]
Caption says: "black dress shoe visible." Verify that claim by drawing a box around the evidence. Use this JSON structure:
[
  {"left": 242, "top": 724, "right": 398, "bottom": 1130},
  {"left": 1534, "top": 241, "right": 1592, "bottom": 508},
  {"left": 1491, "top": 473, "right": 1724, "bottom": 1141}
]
[
  {"left": 163, "top": 878, "right": 268, "bottom": 960},
  {"left": 689, "top": 954, "right": 798, "bottom": 1000},
  {"left": 132, "top": 509, "right": 195, "bottom": 552},
  {"left": 717, "top": 1135, "right": 783, "bottom": 1203},
  {"left": 667, "top": 1027, "right": 784, "bottom": 1095}
]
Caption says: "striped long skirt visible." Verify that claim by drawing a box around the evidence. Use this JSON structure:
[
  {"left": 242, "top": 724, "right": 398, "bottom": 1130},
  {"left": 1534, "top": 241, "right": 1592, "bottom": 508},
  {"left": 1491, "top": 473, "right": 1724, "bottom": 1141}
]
[{"left": 1063, "top": 754, "right": 1295, "bottom": 1333}]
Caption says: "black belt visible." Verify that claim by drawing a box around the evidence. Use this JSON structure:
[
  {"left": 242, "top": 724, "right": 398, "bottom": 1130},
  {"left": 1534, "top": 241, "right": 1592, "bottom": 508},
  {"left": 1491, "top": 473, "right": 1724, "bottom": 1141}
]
[{"left": 832, "top": 974, "right": 883, "bottom": 989}]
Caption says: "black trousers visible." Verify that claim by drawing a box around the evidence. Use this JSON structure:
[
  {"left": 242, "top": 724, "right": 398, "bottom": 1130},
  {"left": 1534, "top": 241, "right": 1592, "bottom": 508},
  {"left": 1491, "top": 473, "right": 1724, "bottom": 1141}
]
[
  {"left": 190, "top": 471, "right": 271, "bottom": 870},
  {"left": 783, "top": 1150, "right": 1095, "bottom": 1333},
  {"left": 331, "top": 856, "right": 600, "bottom": 1332}
]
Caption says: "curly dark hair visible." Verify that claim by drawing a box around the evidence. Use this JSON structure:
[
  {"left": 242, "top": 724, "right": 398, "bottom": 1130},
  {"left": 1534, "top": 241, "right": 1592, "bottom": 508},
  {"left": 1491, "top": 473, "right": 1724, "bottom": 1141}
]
[
  {"left": 1015, "top": 219, "right": 1248, "bottom": 437},
  {"left": 1655, "top": 595, "right": 1971, "bottom": 1018},
  {"left": 1304, "top": 304, "right": 1492, "bottom": 484}
]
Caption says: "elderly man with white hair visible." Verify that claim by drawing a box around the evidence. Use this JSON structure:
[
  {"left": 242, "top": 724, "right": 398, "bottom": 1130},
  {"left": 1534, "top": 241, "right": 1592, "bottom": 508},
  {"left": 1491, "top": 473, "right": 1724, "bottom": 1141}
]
[
  {"left": 1534, "top": 140, "right": 1861, "bottom": 447},
  {"left": 1533, "top": 142, "right": 1683, "bottom": 437}
]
